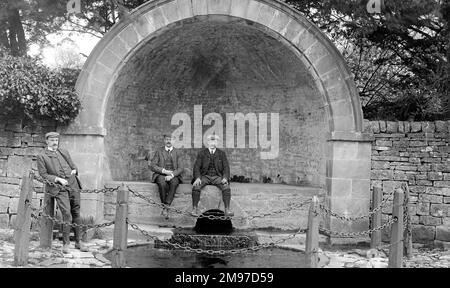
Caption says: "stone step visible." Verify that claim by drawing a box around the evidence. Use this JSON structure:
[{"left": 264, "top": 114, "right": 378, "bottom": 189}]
[{"left": 104, "top": 181, "right": 325, "bottom": 230}]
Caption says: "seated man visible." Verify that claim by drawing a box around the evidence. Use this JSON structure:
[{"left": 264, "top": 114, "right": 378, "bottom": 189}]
[
  {"left": 191, "top": 134, "right": 234, "bottom": 217},
  {"left": 147, "top": 132, "right": 183, "bottom": 219}
]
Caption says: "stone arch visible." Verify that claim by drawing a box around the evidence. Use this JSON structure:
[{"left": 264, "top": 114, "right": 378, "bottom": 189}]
[
  {"left": 64, "top": 0, "right": 372, "bottom": 231},
  {"left": 75, "top": 0, "right": 362, "bottom": 134}
]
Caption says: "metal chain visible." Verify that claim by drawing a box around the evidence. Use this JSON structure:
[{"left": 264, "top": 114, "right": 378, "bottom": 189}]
[
  {"left": 128, "top": 220, "right": 307, "bottom": 255},
  {"left": 319, "top": 216, "right": 397, "bottom": 238},
  {"left": 30, "top": 206, "right": 115, "bottom": 229},
  {"left": 127, "top": 186, "right": 312, "bottom": 222},
  {"left": 318, "top": 189, "right": 395, "bottom": 222},
  {"left": 33, "top": 174, "right": 120, "bottom": 194}
]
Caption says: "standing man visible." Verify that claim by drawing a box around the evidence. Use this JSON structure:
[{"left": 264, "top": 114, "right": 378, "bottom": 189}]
[
  {"left": 147, "top": 133, "right": 184, "bottom": 219},
  {"left": 36, "top": 132, "right": 88, "bottom": 253},
  {"left": 191, "top": 134, "right": 234, "bottom": 217}
]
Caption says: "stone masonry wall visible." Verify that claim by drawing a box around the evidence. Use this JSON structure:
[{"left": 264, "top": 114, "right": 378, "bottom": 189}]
[
  {"left": 0, "top": 117, "right": 57, "bottom": 228},
  {"left": 366, "top": 120, "right": 450, "bottom": 246}
]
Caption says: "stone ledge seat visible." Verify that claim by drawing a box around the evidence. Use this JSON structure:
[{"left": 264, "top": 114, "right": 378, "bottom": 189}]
[{"left": 104, "top": 181, "right": 323, "bottom": 230}]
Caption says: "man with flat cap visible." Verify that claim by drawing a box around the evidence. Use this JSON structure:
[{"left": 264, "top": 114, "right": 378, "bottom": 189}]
[
  {"left": 191, "top": 134, "right": 234, "bottom": 217},
  {"left": 147, "top": 132, "right": 184, "bottom": 219},
  {"left": 36, "top": 132, "right": 88, "bottom": 253}
]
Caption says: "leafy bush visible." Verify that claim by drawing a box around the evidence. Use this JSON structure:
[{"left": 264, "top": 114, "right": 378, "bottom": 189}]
[{"left": 0, "top": 49, "right": 81, "bottom": 123}]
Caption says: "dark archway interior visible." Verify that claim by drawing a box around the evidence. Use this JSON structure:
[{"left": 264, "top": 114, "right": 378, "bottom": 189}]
[{"left": 105, "top": 17, "right": 328, "bottom": 187}]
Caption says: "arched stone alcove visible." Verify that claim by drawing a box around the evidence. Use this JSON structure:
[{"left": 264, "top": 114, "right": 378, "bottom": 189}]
[{"left": 61, "top": 0, "right": 372, "bottom": 233}]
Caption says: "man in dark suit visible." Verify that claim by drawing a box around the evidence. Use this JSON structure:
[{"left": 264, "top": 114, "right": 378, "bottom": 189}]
[
  {"left": 147, "top": 133, "right": 184, "bottom": 219},
  {"left": 191, "top": 134, "right": 234, "bottom": 217},
  {"left": 36, "top": 132, "right": 88, "bottom": 253}
]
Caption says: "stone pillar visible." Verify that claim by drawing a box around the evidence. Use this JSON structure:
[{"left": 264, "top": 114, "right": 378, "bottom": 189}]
[
  {"left": 325, "top": 132, "right": 374, "bottom": 242},
  {"left": 57, "top": 127, "right": 110, "bottom": 223}
]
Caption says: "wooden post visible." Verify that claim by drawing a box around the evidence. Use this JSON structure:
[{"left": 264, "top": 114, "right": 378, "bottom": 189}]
[
  {"left": 39, "top": 187, "right": 54, "bottom": 249},
  {"left": 388, "top": 188, "right": 404, "bottom": 268},
  {"left": 14, "top": 171, "right": 34, "bottom": 266},
  {"left": 112, "top": 184, "right": 128, "bottom": 268},
  {"left": 305, "top": 196, "right": 319, "bottom": 268},
  {"left": 402, "top": 183, "right": 413, "bottom": 259},
  {"left": 370, "top": 186, "right": 382, "bottom": 249}
]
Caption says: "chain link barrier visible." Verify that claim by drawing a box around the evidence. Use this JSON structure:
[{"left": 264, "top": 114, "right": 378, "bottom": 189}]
[
  {"left": 33, "top": 174, "right": 120, "bottom": 194},
  {"left": 30, "top": 206, "right": 115, "bottom": 230},
  {"left": 127, "top": 186, "right": 312, "bottom": 222},
  {"left": 318, "top": 189, "right": 395, "bottom": 222},
  {"left": 128, "top": 220, "right": 307, "bottom": 255}
]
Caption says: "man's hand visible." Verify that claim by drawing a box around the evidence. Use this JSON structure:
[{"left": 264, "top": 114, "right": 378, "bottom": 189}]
[
  {"left": 193, "top": 178, "right": 202, "bottom": 187},
  {"left": 55, "top": 177, "right": 68, "bottom": 186},
  {"left": 221, "top": 178, "right": 228, "bottom": 185},
  {"left": 162, "top": 168, "right": 174, "bottom": 175},
  {"left": 165, "top": 175, "right": 174, "bottom": 181},
  {"left": 71, "top": 169, "right": 77, "bottom": 175}
]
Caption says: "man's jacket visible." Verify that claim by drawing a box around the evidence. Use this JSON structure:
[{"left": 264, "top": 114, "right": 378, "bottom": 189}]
[
  {"left": 193, "top": 148, "right": 230, "bottom": 181},
  {"left": 147, "top": 147, "right": 184, "bottom": 182},
  {"left": 36, "top": 148, "right": 81, "bottom": 195}
]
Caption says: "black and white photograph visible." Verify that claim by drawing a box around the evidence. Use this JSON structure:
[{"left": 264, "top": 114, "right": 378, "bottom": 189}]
[{"left": 0, "top": 0, "right": 449, "bottom": 276}]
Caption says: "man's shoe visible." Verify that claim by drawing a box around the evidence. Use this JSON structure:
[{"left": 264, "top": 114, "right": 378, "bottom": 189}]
[
  {"left": 75, "top": 242, "right": 89, "bottom": 252},
  {"left": 225, "top": 209, "right": 234, "bottom": 217},
  {"left": 190, "top": 208, "right": 200, "bottom": 217},
  {"left": 62, "top": 244, "right": 70, "bottom": 254}
]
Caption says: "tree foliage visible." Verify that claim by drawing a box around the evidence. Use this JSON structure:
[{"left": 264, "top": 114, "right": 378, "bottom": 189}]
[
  {"left": 0, "top": 48, "right": 81, "bottom": 123},
  {"left": 286, "top": 0, "right": 450, "bottom": 120}
]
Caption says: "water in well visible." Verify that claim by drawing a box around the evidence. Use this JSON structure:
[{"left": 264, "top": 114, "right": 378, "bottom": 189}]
[{"left": 104, "top": 209, "right": 308, "bottom": 268}]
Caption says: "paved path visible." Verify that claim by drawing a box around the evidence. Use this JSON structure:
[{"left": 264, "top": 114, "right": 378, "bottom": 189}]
[{"left": 1, "top": 228, "right": 449, "bottom": 268}]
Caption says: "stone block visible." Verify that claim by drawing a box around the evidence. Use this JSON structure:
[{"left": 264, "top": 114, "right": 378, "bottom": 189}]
[
  {"left": 372, "top": 161, "right": 390, "bottom": 170},
  {"left": 368, "top": 121, "right": 379, "bottom": 133},
  {"left": 207, "top": 0, "right": 231, "bottom": 15},
  {"left": 351, "top": 179, "right": 370, "bottom": 198},
  {"left": 419, "top": 216, "right": 442, "bottom": 226},
  {"left": 176, "top": 0, "right": 193, "bottom": 20},
  {"left": 106, "top": 36, "right": 129, "bottom": 61},
  {"left": 90, "top": 63, "right": 112, "bottom": 86},
  {"left": 6, "top": 156, "right": 32, "bottom": 178},
  {"left": 326, "top": 178, "right": 351, "bottom": 198},
  {"left": 410, "top": 122, "right": 422, "bottom": 133},
  {"left": 160, "top": 0, "right": 180, "bottom": 24},
  {"left": 375, "top": 140, "right": 392, "bottom": 147},
  {"left": 436, "top": 225, "right": 450, "bottom": 242},
  {"left": 426, "top": 187, "right": 450, "bottom": 196},
  {"left": 434, "top": 240, "right": 450, "bottom": 249},
  {"left": 371, "top": 170, "right": 394, "bottom": 180},
  {"left": 416, "top": 202, "right": 430, "bottom": 216},
  {"left": 430, "top": 204, "right": 450, "bottom": 217},
  {"left": 412, "top": 225, "right": 435, "bottom": 243},
  {"left": 419, "top": 194, "right": 443, "bottom": 203},
  {"left": 416, "top": 180, "right": 432, "bottom": 186},
  {"left": 435, "top": 121, "right": 447, "bottom": 133},
  {"left": 0, "top": 213, "right": 9, "bottom": 228},
  {"left": 0, "top": 159, "right": 6, "bottom": 176},
  {"left": 97, "top": 48, "right": 121, "bottom": 71},
  {"left": 230, "top": 0, "right": 250, "bottom": 18},
  {"left": 434, "top": 181, "right": 450, "bottom": 187},
  {"left": 329, "top": 159, "right": 370, "bottom": 179},
  {"left": 386, "top": 121, "right": 398, "bottom": 133},
  {"left": 379, "top": 121, "right": 386, "bottom": 132},
  {"left": 0, "top": 199, "right": 9, "bottom": 213},
  {"left": 8, "top": 197, "right": 20, "bottom": 214},
  {"left": 444, "top": 197, "right": 450, "bottom": 204},
  {"left": 332, "top": 142, "right": 359, "bottom": 160}
]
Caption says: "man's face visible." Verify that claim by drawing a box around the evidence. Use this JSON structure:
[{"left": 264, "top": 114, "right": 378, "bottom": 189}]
[
  {"left": 164, "top": 136, "right": 174, "bottom": 148},
  {"left": 46, "top": 137, "right": 59, "bottom": 150},
  {"left": 207, "top": 138, "right": 218, "bottom": 149}
]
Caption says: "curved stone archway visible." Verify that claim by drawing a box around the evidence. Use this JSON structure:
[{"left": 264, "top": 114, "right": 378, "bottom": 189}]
[{"left": 62, "top": 0, "right": 373, "bottom": 233}]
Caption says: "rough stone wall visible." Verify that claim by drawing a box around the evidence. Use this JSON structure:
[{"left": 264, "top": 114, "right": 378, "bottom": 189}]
[
  {"left": 0, "top": 117, "right": 57, "bottom": 228},
  {"left": 366, "top": 120, "right": 450, "bottom": 246},
  {"left": 104, "top": 20, "right": 328, "bottom": 187}
]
